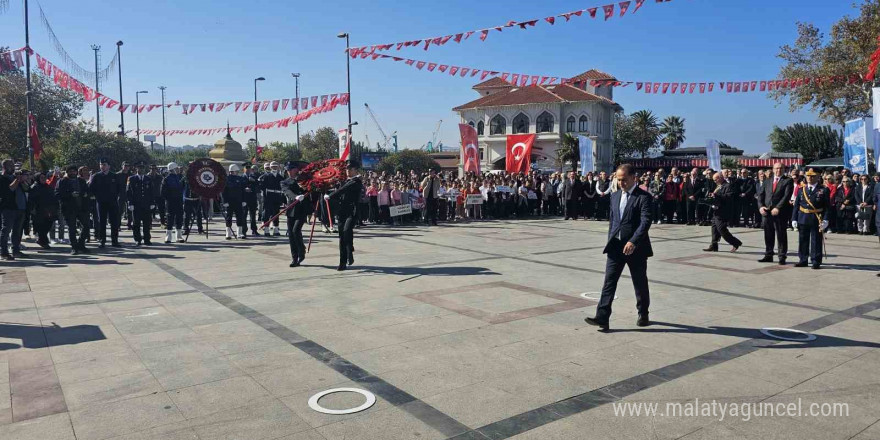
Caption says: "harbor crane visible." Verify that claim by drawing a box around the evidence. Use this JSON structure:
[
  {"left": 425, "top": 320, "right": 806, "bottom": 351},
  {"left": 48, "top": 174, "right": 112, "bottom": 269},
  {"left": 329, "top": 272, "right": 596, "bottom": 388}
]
[{"left": 364, "top": 103, "right": 398, "bottom": 151}]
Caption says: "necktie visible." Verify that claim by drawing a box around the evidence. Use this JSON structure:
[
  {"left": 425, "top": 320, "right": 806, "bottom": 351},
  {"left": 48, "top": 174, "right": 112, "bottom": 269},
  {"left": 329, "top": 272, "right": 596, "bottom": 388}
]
[{"left": 773, "top": 178, "right": 778, "bottom": 192}]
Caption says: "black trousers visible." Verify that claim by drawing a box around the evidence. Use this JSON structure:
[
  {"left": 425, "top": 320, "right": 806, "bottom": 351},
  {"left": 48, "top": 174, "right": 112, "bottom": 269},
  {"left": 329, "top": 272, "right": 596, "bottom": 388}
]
[
  {"left": 225, "top": 203, "right": 245, "bottom": 227},
  {"left": 262, "top": 195, "right": 283, "bottom": 226},
  {"left": 338, "top": 215, "right": 356, "bottom": 267},
  {"left": 96, "top": 200, "right": 120, "bottom": 244},
  {"left": 287, "top": 217, "right": 306, "bottom": 261},
  {"left": 245, "top": 200, "right": 259, "bottom": 233},
  {"left": 63, "top": 210, "right": 90, "bottom": 250},
  {"left": 155, "top": 197, "right": 166, "bottom": 225},
  {"left": 596, "top": 198, "right": 610, "bottom": 220},
  {"left": 797, "top": 223, "right": 823, "bottom": 265},
  {"left": 762, "top": 213, "right": 788, "bottom": 258},
  {"left": 663, "top": 200, "right": 676, "bottom": 223},
  {"left": 710, "top": 217, "right": 742, "bottom": 249},
  {"left": 596, "top": 251, "right": 650, "bottom": 321},
  {"left": 131, "top": 207, "right": 152, "bottom": 243},
  {"left": 166, "top": 200, "right": 183, "bottom": 230},
  {"left": 424, "top": 196, "right": 438, "bottom": 225},
  {"left": 686, "top": 199, "right": 698, "bottom": 224},
  {"left": 184, "top": 200, "right": 203, "bottom": 233},
  {"left": 33, "top": 215, "right": 53, "bottom": 245},
  {"left": 564, "top": 199, "right": 578, "bottom": 219}
]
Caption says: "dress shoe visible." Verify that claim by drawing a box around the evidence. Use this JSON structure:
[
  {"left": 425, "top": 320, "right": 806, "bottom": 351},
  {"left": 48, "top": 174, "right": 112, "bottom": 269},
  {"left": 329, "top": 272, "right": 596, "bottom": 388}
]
[
  {"left": 12, "top": 251, "right": 26, "bottom": 258},
  {"left": 584, "top": 317, "right": 610, "bottom": 331},
  {"left": 730, "top": 246, "right": 739, "bottom": 253},
  {"left": 99, "top": 243, "right": 106, "bottom": 249},
  {"left": 757, "top": 256, "right": 773, "bottom": 263},
  {"left": 112, "top": 242, "right": 122, "bottom": 247},
  {"left": 336, "top": 264, "right": 346, "bottom": 271},
  {"left": 637, "top": 314, "right": 651, "bottom": 327},
  {"left": 144, "top": 241, "right": 152, "bottom": 246},
  {"left": 811, "top": 263, "right": 821, "bottom": 270},
  {"left": 70, "top": 249, "right": 80, "bottom": 255},
  {"left": 79, "top": 248, "right": 91, "bottom": 254},
  {"left": 778, "top": 258, "right": 787, "bottom": 266},
  {"left": 289, "top": 260, "right": 300, "bottom": 268},
  {"left": 1, "top": 254, "right": 13, "bottom": 261},
  {"left": 795, "top": 261, "right": 808, "bottom": 268},
  {"left": 703, "top": 247, "right": 718, "bottom": 252},
  {"left": 347, "top": 254, "right": 354, "bottom": 266}
]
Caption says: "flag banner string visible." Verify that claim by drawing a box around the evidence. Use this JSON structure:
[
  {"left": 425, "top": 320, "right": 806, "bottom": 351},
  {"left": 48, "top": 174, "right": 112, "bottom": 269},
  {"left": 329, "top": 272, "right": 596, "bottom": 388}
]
[
  {"left": 0, "top": 47, "right": 28, "bottom": 73},
  {"left": 28, "top": 51, "right": 347, "bottom": 114},
  {"left": 138, "top": 94, "right": 349, "bottom": 137},
  {"left": 355, "top": 50, "right": 878, "bottom": 93},
  {"left": 353, "top": 0, "right": 664, "bottom": 53},
  {"left": 37, "top": 2, "right": 118, "bottom": 85}
]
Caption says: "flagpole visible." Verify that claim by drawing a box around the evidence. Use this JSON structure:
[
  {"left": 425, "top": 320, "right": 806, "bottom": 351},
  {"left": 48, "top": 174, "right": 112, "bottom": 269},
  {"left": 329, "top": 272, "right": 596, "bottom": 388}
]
[{"left": 24, "top": 0, "right": 34, "bottom": 169}]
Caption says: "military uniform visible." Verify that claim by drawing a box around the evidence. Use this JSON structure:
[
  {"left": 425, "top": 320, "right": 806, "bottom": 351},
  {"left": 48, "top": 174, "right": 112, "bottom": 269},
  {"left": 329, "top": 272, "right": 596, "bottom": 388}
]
[
  {"left": 791, "top": 171, "right": 829, "bottom": 268},
  {"left": 259, "top": 167, "right": 285, "bottom": 235},
  {"left": 327, "top": 167, "right": 363, "bottom": 271},
  {"left": 161, "top": 169, "right": 185, "bottom": 242},
  {"left": 282, "top": 167, "right": 314, "bottom": 266},
  {"left": 126, "top": 170, "right": 154, "bottom": 245},
  {"left": 88, "top": 166, "right": 120, "bottom": 246},
  {"left": 182, "top": 178, "right": 203, "bottom": 235},
  {"left": 223, "top": 170, "right": 247, "bottom": 239},
  {"left": 243, "top": 168, "right": 260, "bottom": 236},
  {"left": 55, "top": 174, "right": 91, "bottom": 253}
]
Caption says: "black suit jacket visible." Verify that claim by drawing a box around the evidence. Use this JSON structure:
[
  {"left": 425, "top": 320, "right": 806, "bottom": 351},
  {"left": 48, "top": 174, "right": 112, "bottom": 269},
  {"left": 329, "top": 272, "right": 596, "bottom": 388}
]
[
  {"left": 759, "top": 176, "right": 794, "bottom": 212},
  {"left": 604, "top": 186, "right": 653, "bottom": 259},
  {"left": 561, "top": 179, "right": 582, "bottom": 201},
  {"left": 855, "top": 184, "right": 874, "bottom": 206}
]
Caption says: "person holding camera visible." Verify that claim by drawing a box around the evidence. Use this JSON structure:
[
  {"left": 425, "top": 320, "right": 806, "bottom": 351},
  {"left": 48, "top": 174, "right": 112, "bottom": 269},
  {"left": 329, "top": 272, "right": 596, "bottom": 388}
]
[
  {"left": 55, "top": 165, "right": 91, "bottom": 255},
  {"left": 0, "top": 159, "right": 28, "bottom": 260}
]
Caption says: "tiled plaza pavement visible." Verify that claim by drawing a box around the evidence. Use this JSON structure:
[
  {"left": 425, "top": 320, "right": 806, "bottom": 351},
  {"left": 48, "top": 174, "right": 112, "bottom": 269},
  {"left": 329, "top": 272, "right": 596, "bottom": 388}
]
[{"left": 1, "top": 218, "right": 879, "bottom": 440}]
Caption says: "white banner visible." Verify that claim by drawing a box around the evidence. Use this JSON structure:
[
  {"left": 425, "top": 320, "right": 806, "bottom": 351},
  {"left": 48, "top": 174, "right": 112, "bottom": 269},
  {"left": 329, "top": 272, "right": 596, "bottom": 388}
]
[
  {"left": 338, "top": 129, "right": 350, "bottom": 160},
  {"left": 578, "top": 135, "right": 594, "bottom": 176},
  {"left": 390, "top": 204, "right": 412, "bottom": 217},
  {"left": 873, "top": 88, "right": 880, "bottom": 167},
  {"left": 706, "top": 139, "right": 722, "bottom": 171},
  {"left": 466, "top": 194, "right": 484, "bottom": 205}
]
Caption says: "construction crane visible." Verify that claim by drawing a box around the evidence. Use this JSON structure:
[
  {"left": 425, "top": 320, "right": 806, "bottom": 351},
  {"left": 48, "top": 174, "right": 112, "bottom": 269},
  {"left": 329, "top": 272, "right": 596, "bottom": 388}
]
[
  {"left": 364, "top": 103, "right": 398, "bottom": 151},
  {"left": 422, "top": 120, "right": 443, "bottom": 152}
]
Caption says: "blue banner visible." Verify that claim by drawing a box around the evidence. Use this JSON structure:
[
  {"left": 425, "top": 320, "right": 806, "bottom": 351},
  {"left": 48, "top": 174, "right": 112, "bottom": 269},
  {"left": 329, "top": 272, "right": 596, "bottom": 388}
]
[
  {"left": 578, "top": 135, "right": 593, "bottom": 176},
  {"left": 705, "top": 139, "right": 721, "bottom": 171},
  {"left": 844, "top": 118, "right": 869, "bottom": 174}
]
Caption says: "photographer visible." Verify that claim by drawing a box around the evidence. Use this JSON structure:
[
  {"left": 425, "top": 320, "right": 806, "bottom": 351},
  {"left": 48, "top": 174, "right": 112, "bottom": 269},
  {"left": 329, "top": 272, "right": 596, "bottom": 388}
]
[{"left": 0, "top": 159, "right": 28, "bottom": 260}]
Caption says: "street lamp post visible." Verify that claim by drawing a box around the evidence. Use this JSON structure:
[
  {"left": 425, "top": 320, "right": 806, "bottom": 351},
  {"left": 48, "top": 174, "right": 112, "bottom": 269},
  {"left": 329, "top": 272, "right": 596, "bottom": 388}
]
[
  {"left": 337, "top": 33, "right": 352, "bottom": 143},
  {"left": 159, "top": 86, "right": 167, "bottom": 152},
  {"left": 24, "top": 0, "right": 34, "bottom": 169},
  {"left": 135, "top": 90, "right": 148, "bottom": 141},
  {"left": 291, "top": 73, "right": 300, "bottom": 148},
  {"left": 91, "top": 45, "right": 101, "bottom": 132},
  {"left": 116, "top": 41, "right": 124, "bottom": 135},
  {"left": 254, "top": 77, "right": 265, "bottom": 148}
]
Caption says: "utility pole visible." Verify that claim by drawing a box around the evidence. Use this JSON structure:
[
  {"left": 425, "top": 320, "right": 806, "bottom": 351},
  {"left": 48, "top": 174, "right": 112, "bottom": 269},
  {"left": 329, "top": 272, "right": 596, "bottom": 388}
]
[
  {"left": 159, "top": 86, "right": 167, "bottom": 151},
  {"left": 24, "top": 0, "right": 34, "bottom": 169},
  {"left": 338, "top": 33, "right": 352, "bottom": 151},
  {"left": 91, "top": 45, "right": 101, "bottom": 131},
  {"left": 116, "top": 41, "right": 124, "bottom": 135},
  {"left": 254, "top": 77, "right": 265, "bottom": 148},
  {"left": 291, "top": 73, "right": 300, "bottom": 148},
  {"left": 135, "top": 90, "right": 148, "bottom": 141}
]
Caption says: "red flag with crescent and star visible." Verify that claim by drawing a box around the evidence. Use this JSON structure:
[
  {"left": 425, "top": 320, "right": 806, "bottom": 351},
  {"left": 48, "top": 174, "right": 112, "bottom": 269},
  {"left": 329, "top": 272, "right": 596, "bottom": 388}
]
[
  {"left": 505, "top": 134, "right": 535, "bottom": 174},
  {"left": 459, "top": 124, "right": 481, "bottom": 174}
]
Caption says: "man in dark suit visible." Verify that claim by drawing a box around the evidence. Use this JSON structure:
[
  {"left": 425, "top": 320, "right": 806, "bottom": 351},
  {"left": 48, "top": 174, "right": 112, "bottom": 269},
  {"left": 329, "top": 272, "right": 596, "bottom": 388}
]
[
  {"left": 758, "top": 163, "right": 794, "bottom": 264},
  {"left": 585, "top": 164, "right": 653, "bottom": 332},
  {"left": 791, "top": 168, "right": 829, "bottom": 269},
  {"left": 704, "top": 172, "right": 742, "bottom": 252},
  {"left": 560, "top": 172, "right": 582, "bottom": 220}
]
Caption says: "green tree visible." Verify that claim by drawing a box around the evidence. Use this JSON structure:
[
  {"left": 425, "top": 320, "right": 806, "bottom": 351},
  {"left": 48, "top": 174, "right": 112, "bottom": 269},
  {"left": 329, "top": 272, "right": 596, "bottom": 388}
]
[
  {"left": 630, "top": 110, "right": 660, "bottom": 158},
  {"left": 659, "top": 116, "right": 686, "bottom": 151},
  {"left": 771, "top": 1, "right": 880, "bottom": 126},
  {"left": 721, "top": 157, "right": 741, "bottom": 170},
  {"left": 555, "top": 133, "right": 579, "bottom": 171},
  {"left": 262, "top": 141, "right": 302, "bottom": 164},
  {"left": 612, "top": 112, "right": 639, "bottom": 165},
  {"left": 768, "top": 123, "right": 843, "bottom": 164},
  {"left": 300, "top": 127, "right": 338, "bottom": 162},
  {"left": 149, "top": 147, "right": 212, "bottom": 167},
  {"left": 376, "top": 150, "right": 440, "bottom": 175},
  {"left": 0, "top": 61, "right": 84, "bottom": 165},
  {"left": 46, "top": 122, "right": 152, "bottom": 169}
]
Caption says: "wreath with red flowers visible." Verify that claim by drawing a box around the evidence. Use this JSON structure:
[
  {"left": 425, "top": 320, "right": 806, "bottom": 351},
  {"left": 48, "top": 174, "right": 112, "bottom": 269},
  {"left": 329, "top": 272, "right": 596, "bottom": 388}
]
[{"left": 298, "top": 159, "right": 346, "bottom": 193}]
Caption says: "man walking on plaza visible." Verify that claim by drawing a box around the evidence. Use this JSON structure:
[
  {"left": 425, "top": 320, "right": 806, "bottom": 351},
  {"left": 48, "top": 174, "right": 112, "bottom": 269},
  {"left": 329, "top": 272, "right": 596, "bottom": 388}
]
[
  {"left": 421, "top": 168, "right": 440, "bottom": 226},
  {"left": 127, "top": 163, "right": 154, "bottom": 246},
  {"left": 88, "top": 158, "right": 121, "bottom": 248},
  {"left": 758, "top": 163, "right": 794, "bottom": 265},
  {"left": 704, "top": 172, "right": 742, "bottom": 253},
  {"left": 0, "top": 159, "right": 27, "bottom": 260},
  {"left": 585, "top": 164, "right": 653, "bottom": 332}
]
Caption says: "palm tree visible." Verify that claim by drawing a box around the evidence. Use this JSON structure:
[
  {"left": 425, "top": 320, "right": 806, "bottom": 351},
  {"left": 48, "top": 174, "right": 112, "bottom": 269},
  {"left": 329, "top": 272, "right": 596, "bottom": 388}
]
[
  {"left": 659, "top": 116, "right": 686, "bottom": 151},
  {"left": 630, "top": 110, "right": 660, "bottom": 158},
  {"left": 556, "top": 133, "right": 579, "bottom": 172}
]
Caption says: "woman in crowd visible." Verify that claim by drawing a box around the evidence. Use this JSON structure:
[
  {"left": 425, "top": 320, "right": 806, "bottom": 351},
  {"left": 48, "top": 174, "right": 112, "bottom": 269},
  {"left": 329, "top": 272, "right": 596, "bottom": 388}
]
[
  {"left": 663, "top": 174, "right": 680, "bottom": 224},
  {"left": 835, "top": 177, "right": 856, "bottom": 234},
  {"left": 366, "top": 180, "right": 379, "bottom": 224}
]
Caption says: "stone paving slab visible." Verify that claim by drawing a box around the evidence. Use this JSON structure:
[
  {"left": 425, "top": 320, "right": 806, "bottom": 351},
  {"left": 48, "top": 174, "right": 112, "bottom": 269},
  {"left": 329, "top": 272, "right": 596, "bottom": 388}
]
[{"left": 0, "top": 219, "right": 877, "bottom": 439}]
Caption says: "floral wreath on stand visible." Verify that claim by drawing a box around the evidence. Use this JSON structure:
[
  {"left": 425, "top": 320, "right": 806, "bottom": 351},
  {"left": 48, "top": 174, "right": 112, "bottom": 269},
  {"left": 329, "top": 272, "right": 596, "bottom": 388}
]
[{"left": 298, "top": 159, "right": 346, "bottom": 193}]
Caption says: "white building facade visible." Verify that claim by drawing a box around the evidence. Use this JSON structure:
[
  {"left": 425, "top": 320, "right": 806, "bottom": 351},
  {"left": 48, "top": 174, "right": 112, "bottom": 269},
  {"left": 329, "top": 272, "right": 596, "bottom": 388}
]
[{"left": 453, "top": 70, "right": 622, "bottom": 175}]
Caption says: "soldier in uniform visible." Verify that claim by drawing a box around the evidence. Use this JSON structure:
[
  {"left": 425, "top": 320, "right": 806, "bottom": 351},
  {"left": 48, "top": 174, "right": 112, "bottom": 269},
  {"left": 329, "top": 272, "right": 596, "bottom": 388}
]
[
  {"left": 704, "top": 172, "right": 742, "bottom": 253},
  {"left": 117, "top": 162, "right": 132, "bottom": 229},
  {"left": 260, "top": 161, "right": 285, "bottom": 236},
  {"left": 161, "top": 162, "right": 185, "bottom": 244},
  {"left": 282, "top": 161, "right": 314, "bottom": 267},
  {"left": 88, "top": 158, "right": 120, "bottom": 248},
  {"left": 183, "top": 163, "right": 204, "bottom": 235},
  {"left": 126, "top": 163, "right": 154, "bottom": 246},
  {"left": 55, "top": 166, "right": 91, "bottom": 254},
  {"left": 243, "top": 164, "right": 260, "bottom": 237},
  {"left": 791, "top": 168, "right": 829, "bottom": 269},
  {"left": 222, "top": 164, "right": 247, "bottom": 240},
  {"left": 324, "top": 160, "right": 363, "bottom": 271}
]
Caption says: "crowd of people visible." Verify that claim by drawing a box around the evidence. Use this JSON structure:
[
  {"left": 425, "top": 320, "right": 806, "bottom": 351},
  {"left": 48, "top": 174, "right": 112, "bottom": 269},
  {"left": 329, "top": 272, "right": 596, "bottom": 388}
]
[{"left": 1, "top": 156, "right": 878, "bottom": 269}]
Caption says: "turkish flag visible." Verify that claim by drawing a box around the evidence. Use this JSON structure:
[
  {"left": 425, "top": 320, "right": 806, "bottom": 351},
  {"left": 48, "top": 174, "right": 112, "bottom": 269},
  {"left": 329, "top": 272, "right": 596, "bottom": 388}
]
[
  {"left": 28, "top": 114, "right": 42, "bottom": 161},
  {"left": 459, "top": 124, "right": 481, "bottom": 174},
  {"left": 505, "top": 134, "right": 535, "bottom": 174},
  {"left": 339, "top": 128, "right": 351, "bottom": 161}
]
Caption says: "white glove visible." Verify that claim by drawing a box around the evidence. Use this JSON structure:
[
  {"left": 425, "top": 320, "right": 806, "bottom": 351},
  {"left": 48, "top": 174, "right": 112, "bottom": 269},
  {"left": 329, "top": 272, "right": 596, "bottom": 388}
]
[
  {"left": 128, "top": 205, "right": 134, "bottom": 211},
  {"left": 242, "top": 202, "right": 247, "bottom": 207},
  {"left": 295, "top": 195, "right": 305, "bottom": 202},
  {"left": 791, "top": 221, "right": 798, "bottom": 229},
  {"left": 150, "top": 205, "right": 156, "bottom": 210},
  {"left": 820, "top": 220, "right": 829, "bottom": 231},
  {"left": 324, "top": 195, "right": 330, "bottom": 201},
  {"left": 222, "top": 203, "right": 229, "bottom": 208}
]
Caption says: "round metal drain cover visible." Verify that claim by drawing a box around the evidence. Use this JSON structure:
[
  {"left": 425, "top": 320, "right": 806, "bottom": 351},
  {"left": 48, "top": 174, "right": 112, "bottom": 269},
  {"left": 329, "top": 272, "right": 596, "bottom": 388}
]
[
  {"left": 308, "top": 388, "right": 377, "bottom": 415},
  {"left": 760, "top": 327, "right": 817, "bottom": 342},
  {"left": 580, "top": 292, "right": 618, "bottom": 301}
]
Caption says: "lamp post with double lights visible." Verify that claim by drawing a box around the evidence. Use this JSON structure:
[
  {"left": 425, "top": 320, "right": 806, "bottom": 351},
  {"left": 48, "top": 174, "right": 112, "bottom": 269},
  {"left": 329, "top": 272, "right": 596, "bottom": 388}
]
[
  {"left": 254, "top": 77, "right": 265, "bottom": 148},
  {"left": 337, "top": 33, "right": 352, "bottom": 143},
  {"left": 116, "top": 41, "right": 124, "bottom": 135},
  {"left": 135, "top": 90, "right": 148, "bottom": 141},
  {"left": 158, "top": 86, "right": 167, "bottom": 152},
  {"left": 291, "top": 73, "right": 300, "bottom": 148}
]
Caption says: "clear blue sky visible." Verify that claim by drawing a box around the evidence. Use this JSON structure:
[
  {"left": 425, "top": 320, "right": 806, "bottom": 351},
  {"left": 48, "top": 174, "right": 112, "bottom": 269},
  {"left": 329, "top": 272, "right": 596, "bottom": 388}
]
[{"left": 0, "top": 0, "right": 860, "bottom": 153}]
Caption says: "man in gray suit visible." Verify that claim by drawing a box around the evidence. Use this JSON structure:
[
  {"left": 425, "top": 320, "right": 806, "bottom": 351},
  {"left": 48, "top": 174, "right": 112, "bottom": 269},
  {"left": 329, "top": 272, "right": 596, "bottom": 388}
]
[{"left": 585, "top": 164, "right": 654, "bottom": 332}]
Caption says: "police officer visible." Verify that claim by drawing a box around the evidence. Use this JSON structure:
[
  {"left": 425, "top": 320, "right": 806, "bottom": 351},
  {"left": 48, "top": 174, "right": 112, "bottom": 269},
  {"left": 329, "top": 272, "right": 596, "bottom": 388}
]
[
  {"left": 55, "top": 165, "right": 91, "bottom": 254},
  {"left": 88, "top": 158, "right": 121, "bottom": 248},
  {"left": 127, "top": 163, "right": 154, "bottom": 246},
  {"left": 259, "top": 161, "right": 285, "bottom": 236},
  {"left": 223, "top": 164, "right": 247, "bottom": 240},
  {"left": 791, "top": 168, "right": 829, "bottom": 269},
  {"left": 282, "top": 161, "right": 313, "bottom": 267},
  {"left": 162, "top": 162, "right": 185, "bottom": 243},
  {"left": 325, "top": 160, "right": 363, "bottom": 271},
  {"left": 183, "top": 163, "right": 204, "bottom": 235},
  {"left": 242, "top": 164, "right": 260, "bottom": 237}
]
